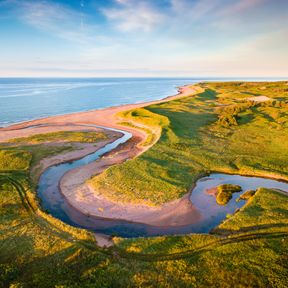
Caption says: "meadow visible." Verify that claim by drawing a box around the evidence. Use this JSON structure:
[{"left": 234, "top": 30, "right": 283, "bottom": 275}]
[
  {"left": 0, "top": 82, "right": 288, "bottom": 287},
  {"left": 9, "top": 130, "right": 108, "bottom": 144},
  {"left": 89, "top": 82, "right": 288, "bottom": 206},
  {"left": 1, "top": 169, "right": 287, "bottom": 287}
]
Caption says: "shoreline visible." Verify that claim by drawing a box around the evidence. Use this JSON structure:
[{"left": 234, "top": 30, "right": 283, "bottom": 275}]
[
  {"left": 57, "top": 84, "right": 202, "bottom": 227},
  {"left": 1, "top": 84, "right": 202, "bottom": 228},
  {"left": 1, "top": 82, "right": 288, "bottom": 236},
  {"left": 0, "top": 85, "right": 193, "bottom": 132},
  {"left": 2, "top": 83, "right": 287, "bottom": 230}
]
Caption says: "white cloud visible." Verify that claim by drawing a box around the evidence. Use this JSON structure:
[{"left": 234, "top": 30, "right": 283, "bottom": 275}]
[{"left": 101, "top": 0, "right": 165, "bottom": 32}]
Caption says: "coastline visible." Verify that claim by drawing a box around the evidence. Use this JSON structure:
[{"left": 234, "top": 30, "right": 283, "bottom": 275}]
[
  {"left": 30, "top": 127, "right": 123, "bottom": 183},
  {"left": 1, "top": 84, "right": 201, "bottom": 227}
]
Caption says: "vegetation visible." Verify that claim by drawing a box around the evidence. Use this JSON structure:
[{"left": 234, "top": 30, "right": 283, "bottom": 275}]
[
  {"left": 1, "top": 130, "right": 110, "bottom": 183},
  {"left": 0, "top": 150, "right": 31, "bottom": 171},
  {"left": 117, "top": 108, "right": 170, "bottom": 147},
  {"left": 10, "top": 130, "right": 107, "bottom": 144},
  {"left": 216, "top": 184, "right": 242, "bottom": 205},
  {"left": 237, "top": 189, "right": 256, "bottom": 201},
  {"left": 1, "top": 166, "right": 287, "bottom": 287},
  {"left": 215, "top": 188, "right": 288, "bottom": 233},
  {"left": 90, "top": 82, "right": 288, "bottom": 205},
  {"left": 1, "top": 82, "right": 287, "bottom": 287}
]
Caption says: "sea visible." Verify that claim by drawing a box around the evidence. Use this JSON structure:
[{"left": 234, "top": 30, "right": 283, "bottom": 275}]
[{"left": 0, "top": 77, "right": 284, "bottom": 127}]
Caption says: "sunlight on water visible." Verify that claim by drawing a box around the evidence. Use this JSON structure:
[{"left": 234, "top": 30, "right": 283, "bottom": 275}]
[{"left": 0, "top": 78, "right": 199, "bottom": 126}]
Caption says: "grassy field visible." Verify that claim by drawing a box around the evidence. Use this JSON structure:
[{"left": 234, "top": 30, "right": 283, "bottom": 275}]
[
  {"left": 1, "top": 82, "right": 287, "bottom": 287},
  {"left": 0, "top": 130, "right": 109, "bottom": 184},
  {"left": 89, "top": 82, "right": 288, "bottom": 206},
  {"left": 10, "top": 130, "right": 107, "bottom": 144},
  {"left": 1, "top": 171, "right": 287, "bottom": 287}
]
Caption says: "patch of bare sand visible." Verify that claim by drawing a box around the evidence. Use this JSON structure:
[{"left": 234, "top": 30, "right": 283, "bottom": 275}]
[
  {"left": 94, "top": 233, "right": 114, "bottom": 248},
  {"left": 248, "top": 95, "right": 271, "bottom": 102}
]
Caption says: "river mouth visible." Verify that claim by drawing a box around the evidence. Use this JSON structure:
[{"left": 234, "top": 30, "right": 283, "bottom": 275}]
[{"left": 37, "top": 126, "right": 288, "bottom": 238}]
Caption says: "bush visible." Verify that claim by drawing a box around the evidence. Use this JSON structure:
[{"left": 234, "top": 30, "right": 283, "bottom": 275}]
[
  {"left": 218, "top": 184, "right": 242, "bottom": 193},
  {"left": 0, "top": 150, "right": 31, "bottom": 171},
  {"left": 239, "top": 189, "right": 255, "bottom": 200},
  {"left": 216, "top": 184, "right": 242, "bottom": 205}
]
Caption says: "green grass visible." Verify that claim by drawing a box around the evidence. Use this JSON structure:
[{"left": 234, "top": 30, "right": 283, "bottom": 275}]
[
  {"left": 1, "top": 82, "right": 288, "bottom": 287},
  {"left": 0, "top": 150, "right": 31, "bottom": 171},
  {"left": 216, "top": 188, "right": 288, "bottom": 233},
  {"left": 238, "top": 189, "right": 256, "bottom": 201},
  {"left": 9, "top": 130, "right": 107, "bottom": 144},
  {"left": 114, "top": 187, "right": 288, "bottom": 287},
  {"left": 1, "top": 130, "right": 110, "bottom": 184},
  {"left": 1, "top": 169, "right": 287, "bottom": 287},
  {"left": 216, "top": 184, "right": 242, "bottom": 205},
  {"left": 89, "top": 82, "right": 288, "bottom": 205}
]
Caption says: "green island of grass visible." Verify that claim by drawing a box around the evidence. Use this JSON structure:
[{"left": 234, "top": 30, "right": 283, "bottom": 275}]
[
  {"left": 216, "top": 184, "right": 242, "bottom": 205},
  {"left": 1, "top": 82, "right": 288, "bottom": 287}
]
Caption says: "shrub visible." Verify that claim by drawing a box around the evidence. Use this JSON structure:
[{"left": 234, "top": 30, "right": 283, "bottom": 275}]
[
  {"left": 216, "top": 184, "right": 242, "bottom": 205},
  {"left": 239, "top": 189, "right": 256, "bottom": 200},
  {"left": 0, "top": 150, "right": 31, "bottom": 171},
  {"left": 218, "top": 184, "right": 242, "bottom": 193}
]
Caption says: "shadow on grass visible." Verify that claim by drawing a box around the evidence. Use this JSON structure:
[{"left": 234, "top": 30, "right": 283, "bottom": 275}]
[{"left": 212, "top": 223, "right": 288, "bottom": 235}]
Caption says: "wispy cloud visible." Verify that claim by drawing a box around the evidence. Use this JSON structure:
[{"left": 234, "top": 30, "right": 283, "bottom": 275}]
[
  {"left": 101, "top": 0, "right": 165, "bottom": 32},
  {"left": 219, "top": 0, "right": 266, "bottom": 16},
  {"left": 1, "top": 0, "right": 98, "bottom": 43},
  {"left": 0, "top": 0, "right": 287, "bottom": 77}
]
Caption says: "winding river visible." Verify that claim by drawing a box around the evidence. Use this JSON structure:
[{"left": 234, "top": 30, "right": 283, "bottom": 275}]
[{"left": 38, "top": 126, "right": 288, "bottom": 238}]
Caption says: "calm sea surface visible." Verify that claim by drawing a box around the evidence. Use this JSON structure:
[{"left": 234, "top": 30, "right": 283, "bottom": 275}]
[
  {"left": 0, "top": 78, "right": 201, "bottom": 127},
  {"left": 0, "top": 77, "right": 283, "bottom": 127}
]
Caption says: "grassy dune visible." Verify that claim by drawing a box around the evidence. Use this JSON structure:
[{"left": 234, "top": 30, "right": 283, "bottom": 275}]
[
  {"left": 89, "top": 82, "right": 288, "bottom": 205},
  {"left": 0, "top": 150, "right": 31, "bottom": 171}
]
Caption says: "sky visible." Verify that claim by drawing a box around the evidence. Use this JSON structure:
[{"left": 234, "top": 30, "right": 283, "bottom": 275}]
[{"left": 0, "top": 0, "right": 287, "bottom": 77}]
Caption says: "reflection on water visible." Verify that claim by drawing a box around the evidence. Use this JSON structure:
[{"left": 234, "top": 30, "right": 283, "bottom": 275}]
[
  {"left": 38, "top": 129, "right": 288, "bottom": 239},
  {"left": 190, "top": 173, "right": 288, "bottom": 233}
]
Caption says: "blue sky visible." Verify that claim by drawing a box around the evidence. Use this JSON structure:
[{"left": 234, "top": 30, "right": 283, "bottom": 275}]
[{"left": 0, "top": 0, "right": 287, "bottom": 77}]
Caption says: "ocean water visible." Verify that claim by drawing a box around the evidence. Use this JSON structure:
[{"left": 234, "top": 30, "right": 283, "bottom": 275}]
[
  {"left": 0, "top": 78, "right": 202, "bottom": 127},
  {"left": 1, "top": 77, "right": 284, "bottom": 127}
]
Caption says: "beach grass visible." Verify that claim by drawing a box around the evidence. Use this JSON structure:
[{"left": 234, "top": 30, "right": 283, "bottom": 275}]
[
  {"left": 216, "top": 184, "right": 242, "bottom": 205},
  {"left": 89, "top": 81, "right": 288, "bottom": 206},
  {"left": 113, "top": 187, "right": 288, "bottom": 287},
  {"left": 9, "top": 130, "right": 107, "bottom": 144},
  {"left": 0, "top": 130, "right": 111, "bottom": 185},
  {"left": 1, "top": 82, "right": 288, "bottom": 287},
  {"left": 1, "top": 163, "right": 287, "bottom": 287}
]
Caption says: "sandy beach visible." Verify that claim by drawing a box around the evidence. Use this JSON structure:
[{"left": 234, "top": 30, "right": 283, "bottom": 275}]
[{"left": 0, "top": 85, "right": 201, "bottom": 227}]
